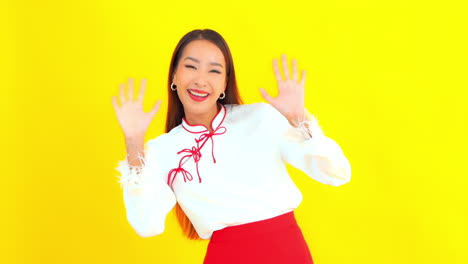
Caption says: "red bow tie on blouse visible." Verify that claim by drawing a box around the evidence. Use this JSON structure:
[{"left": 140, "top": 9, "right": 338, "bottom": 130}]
[{"left": 167, "top": 105, "right": 228, "bottom": 188}]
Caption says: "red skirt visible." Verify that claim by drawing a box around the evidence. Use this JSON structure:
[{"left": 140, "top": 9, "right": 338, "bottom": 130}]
[{"left": 203, "top": 211, "right": 314, "bottom": 264}]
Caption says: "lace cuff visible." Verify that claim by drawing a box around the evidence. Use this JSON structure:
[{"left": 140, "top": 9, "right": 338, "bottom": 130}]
[
  {"left": 115, "top": 152, "right": 147, "bottom": 189},
  {"left": 290, "top": 110, "right": 325, "bottom": 140}
]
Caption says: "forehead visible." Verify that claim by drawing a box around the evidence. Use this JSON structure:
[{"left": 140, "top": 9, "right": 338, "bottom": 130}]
[{"left": 181, "top": 40, "right": 225, "bottom": 65}]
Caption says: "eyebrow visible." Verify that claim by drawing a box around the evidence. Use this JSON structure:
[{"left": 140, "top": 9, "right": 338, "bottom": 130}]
[{"left": 184, "top": 56, "right": 223, "bottom": 68}]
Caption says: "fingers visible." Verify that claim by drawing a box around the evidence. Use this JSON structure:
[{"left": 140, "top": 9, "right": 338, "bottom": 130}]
[
  {"left": 137, "top": 78, "right": 147, "bottom": 102},
  {"left": 111, "top": 96, "right": 119, "bottom": 111},
  {"left": 281, "top": 54, "right": 290, "bottom": 80},
  {"left": 300, "top": 69, "right": 306, "bottom": 86},
  {"left": 128, "top": 78, "right": 134, "bottom": 101},
  {"left": 273, "top": 55, "right": 299, "bottom": 82},
  {"left": 119, "top": 78, "right": 146, "bottom": 103},
  {"left": 259, "top": 88, "right": 275, "bottom": 104},
  {"left": 292, "top": 59, "right": 298, "bottom": 82},
  {"left": 119, "top": 83, "right": 125, "bottom": 103},
  {"left": 273, "top": 58, "right": 282, "bottom": 82},
  {"left": 149, "top": 100, "right": 162, "bottom": 117}
]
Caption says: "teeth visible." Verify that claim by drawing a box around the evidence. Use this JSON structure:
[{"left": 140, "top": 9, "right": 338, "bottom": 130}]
[{"left": 189, "top": 90, "right": 209, "bottom": 97}]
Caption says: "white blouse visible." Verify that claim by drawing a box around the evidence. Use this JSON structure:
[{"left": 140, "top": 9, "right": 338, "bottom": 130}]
[{"left": 116, "top": 102, "right": 351, "bottom": 240}]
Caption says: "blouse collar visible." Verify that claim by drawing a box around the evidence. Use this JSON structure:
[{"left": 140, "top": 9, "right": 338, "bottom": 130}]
[{"left": 182, "top": 104, "right": 227, "bottom": 134}]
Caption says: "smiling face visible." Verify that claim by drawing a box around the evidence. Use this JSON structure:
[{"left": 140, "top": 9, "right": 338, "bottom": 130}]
[{"left": 172, "top": 39, "right": 227, "bottom": 117}]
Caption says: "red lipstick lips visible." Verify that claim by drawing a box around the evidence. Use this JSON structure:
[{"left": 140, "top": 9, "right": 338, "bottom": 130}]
[{"left": 188, "top": 89, "right": 210, "bottom": 102}]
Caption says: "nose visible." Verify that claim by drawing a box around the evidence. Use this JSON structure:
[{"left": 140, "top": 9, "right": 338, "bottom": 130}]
[{"left": 193, "top": 72, "right": 208, "bottom": 88}]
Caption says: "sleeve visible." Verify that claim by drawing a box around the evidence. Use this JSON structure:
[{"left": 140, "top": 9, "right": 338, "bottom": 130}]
[
  {"left": 262, "top": 103, "right": 352, "bottom": 187},
  {"left": 115, "top": 136, "right": 177, "bottom": 237}
]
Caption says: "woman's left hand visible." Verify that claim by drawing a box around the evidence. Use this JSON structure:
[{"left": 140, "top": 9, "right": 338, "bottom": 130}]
[{"left": 260, "top": 54, "right": 307, "bottom": 126}]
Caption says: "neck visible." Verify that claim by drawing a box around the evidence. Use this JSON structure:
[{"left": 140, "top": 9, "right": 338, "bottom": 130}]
[{"left": 184, "top": 103, "right": 221, "bottom": 133}]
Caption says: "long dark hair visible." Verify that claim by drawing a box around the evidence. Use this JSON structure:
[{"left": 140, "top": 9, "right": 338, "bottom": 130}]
[{"left": 165, "top": 29, "right": 243, "bottom": 240}]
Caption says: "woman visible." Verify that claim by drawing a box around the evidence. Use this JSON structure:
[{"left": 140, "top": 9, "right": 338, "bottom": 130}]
[{"left": 112, "top": 29, "right": 351, "bottom": 264}]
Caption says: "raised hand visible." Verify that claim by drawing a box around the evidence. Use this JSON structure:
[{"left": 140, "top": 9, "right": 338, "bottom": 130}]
[
  {"left": 259, "top": 54, "right": 307, "bottom": 126},
  {"left": 112, "top": 78, "right": 161, "bottom": 139}
]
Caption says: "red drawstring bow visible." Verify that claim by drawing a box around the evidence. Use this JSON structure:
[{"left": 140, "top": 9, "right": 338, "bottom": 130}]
[{"left": 167, "top": 125, "right": 227, "bottom": 188}]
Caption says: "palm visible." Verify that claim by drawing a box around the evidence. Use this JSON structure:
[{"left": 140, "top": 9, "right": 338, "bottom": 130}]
[
  {"left": 260, "top": 54, "right": 306, "bottom": 123},
  {"left": 111, "top": 78, "right": 161, "bottom": 138}
]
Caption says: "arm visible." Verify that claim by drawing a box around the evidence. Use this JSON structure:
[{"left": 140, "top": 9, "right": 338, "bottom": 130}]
[
  {"left": 259, "top": 55, "right": 351, "bottom": 186},
  {"left": 116, "top": 137, "right": 177, "bottom": 237},
  {"left": 117, "top": 135, "right": 145, "bottom": 186},
  {"left": 264, "top": 103, "right": 352, "bottom": 186}
]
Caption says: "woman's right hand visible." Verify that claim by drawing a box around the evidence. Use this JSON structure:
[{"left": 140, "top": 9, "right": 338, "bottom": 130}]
[{"left": 112, "top": 78, "right": 161, "bottom": 139}]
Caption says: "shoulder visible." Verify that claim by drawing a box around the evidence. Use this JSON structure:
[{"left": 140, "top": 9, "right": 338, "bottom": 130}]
[
  {"left": 225, "top": 102, "right": 278, "bottom": 117},
  {"left": 145, "top": 131, "right": 175, "bottom": 154},
  {"left": 146, "top": 133, "right": 166, "bottom": 150},
  {"left": 226, "top": 103, "right": 289, "bottom": 132},
  {"left": 147, "top": 133, "right": 168, "bottom": 145},
  {"left": 243, "top": 102, "right": 287, "bottom": 123}
]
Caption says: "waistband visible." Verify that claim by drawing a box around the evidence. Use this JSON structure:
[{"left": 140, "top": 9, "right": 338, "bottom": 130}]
[{"left": 211, "top": 211, "right": 299, "bottom": 242}]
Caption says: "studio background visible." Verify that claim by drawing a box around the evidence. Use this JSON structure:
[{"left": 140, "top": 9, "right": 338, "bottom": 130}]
[{"left": 2, "top": 0, "right": 467, "bottom": 263}]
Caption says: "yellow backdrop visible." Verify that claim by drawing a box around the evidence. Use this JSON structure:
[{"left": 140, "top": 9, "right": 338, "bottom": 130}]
[{"left": 3, "top": 0, "right": 467, "bottom": 263}]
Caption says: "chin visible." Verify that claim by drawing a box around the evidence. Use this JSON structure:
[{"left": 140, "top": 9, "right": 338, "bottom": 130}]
[{"left": 182, "top": 99, "right": 217, "bottom": 114}]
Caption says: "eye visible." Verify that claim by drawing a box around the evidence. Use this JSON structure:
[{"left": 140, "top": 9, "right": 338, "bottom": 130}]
[
  {"left": 210, "top": 70, "right": 222, "bottom": 74},
  {"left": 185, "top": 65, "right": 196, "bottom": 69}
]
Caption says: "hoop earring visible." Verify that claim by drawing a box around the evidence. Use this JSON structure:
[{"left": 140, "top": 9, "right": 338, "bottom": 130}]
[
  {"left": 219, "top": 91, "right": 226, "bottom": 100},
  {"left": 170, "top": 83, "right": 177, "bottom": 91}
]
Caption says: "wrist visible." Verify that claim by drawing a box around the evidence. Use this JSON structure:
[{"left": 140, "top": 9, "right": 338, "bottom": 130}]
[
  {"left": 124, "top": 133, "right": 145, "bottom": 142},
  {"left": 286, "top": 109, "right": 312, "bottom": 127}
]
